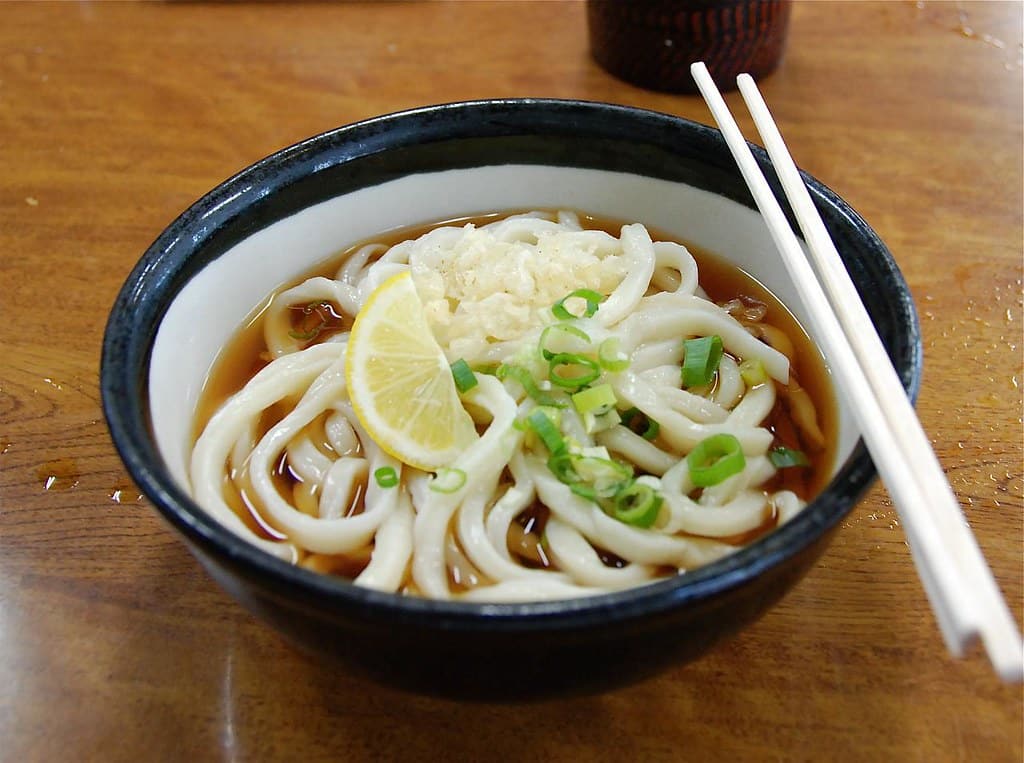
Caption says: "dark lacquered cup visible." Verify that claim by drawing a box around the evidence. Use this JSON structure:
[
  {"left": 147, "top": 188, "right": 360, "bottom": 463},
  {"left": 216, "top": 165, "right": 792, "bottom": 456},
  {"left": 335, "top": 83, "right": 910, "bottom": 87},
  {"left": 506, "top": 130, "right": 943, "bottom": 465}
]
[{"left": 587, "top": 0, "right": 792, "bottom": 93}]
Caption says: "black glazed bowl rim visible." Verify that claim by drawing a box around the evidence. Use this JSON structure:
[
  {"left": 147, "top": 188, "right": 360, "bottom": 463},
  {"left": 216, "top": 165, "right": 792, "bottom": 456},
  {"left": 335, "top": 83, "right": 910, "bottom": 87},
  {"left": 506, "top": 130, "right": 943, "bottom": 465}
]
[{"left": 101, "top": 98, "right": 922, "bottom": 634}]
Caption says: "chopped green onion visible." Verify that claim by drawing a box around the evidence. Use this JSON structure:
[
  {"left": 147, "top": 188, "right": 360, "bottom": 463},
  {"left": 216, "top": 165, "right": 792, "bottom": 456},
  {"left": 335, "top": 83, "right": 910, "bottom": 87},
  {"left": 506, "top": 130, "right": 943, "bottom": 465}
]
[
  {"left": 429, "top": 467, "right": 467, "bottom": 493},
  {"left": 769, "top": 447, "right": 810, "bottom": 468},
  {"left": 497, "top": 363, "right": 563, "bottom": 407},
  {"left": 571, "top": 383, "right": 617, "bottom": 415},
  {"left": 547, "top": 449, "right": 633, "bottom": 497},
  {"left": 572, "top": 455, "right": 632, "bottom": 497},
  {"left": 611, "top": 481, "right": 662, "bottom": 527},
  {"left": 288, "top": 301, "right": 331, "bottom": 341},
  {"left": 687, "top": 433, "right": 745, "bottom": 487},
  {"left": 583, "top": 407, "right": 620, "bottom": 436},
  {"left": 544, "top": 444, "right": 660, "bottom": 524},
  {"left": 620, "top": 407, "right": 660, "bottom": 441},
  {"left": 552, "top": 289, "right": 605, "bottom": 320},
  {"left": 516, "top": 406, "right": 560, "bottom": 440},
  {"left": 547, "top": 452, "right": 618, "bottom": 491},
  {"left": 539, "top": 323, "right": 591, "bottom": 361},
  {"left": 569, "top": 483, "right": 598, "bottom": 501},
  {"left": 597, "top": 337, "right": 630, "bottom": 372},
  {"left": 527, "top": 409, "right": 566, "bottom": 455},
  {"left": 374, "top": 466, "right": 399, "bottom": 488},
  {"left": 681, "top": 335, "right": 724, "bottom": 389},
  {"left": 547, "top": 353, "right": 601, "bottom": 389},
  {"left": 288, "top": 327, "right": 321, "bottom": 340},
  {"left": 547, "top": 451, "right": 580, "bottom": 484},
  {"left": 739, "top": 358, "right": 768, "bottom": 386},
  {"left": 450, "top": 358, "right": 478, "bottom": 393}
]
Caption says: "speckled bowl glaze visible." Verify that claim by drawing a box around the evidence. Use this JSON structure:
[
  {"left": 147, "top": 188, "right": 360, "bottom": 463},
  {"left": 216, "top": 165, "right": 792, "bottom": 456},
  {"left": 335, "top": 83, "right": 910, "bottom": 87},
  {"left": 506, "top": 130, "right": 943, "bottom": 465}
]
[{"left": 101, "top": 99, "right": 920, "bottom": 700}]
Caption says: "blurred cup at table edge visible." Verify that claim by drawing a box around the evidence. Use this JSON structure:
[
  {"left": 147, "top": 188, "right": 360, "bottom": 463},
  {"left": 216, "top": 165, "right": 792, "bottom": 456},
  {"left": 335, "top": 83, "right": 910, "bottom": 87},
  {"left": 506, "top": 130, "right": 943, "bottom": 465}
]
[{"left": 587, "top": 0, "right": 792, "bottom": 93}]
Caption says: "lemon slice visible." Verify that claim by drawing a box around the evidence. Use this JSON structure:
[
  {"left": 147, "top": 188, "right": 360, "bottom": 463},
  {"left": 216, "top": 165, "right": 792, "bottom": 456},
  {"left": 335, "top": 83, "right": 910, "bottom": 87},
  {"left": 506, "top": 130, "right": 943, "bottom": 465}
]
[{"left": 346, "top": 270, "right": 477, "bottom": 470}]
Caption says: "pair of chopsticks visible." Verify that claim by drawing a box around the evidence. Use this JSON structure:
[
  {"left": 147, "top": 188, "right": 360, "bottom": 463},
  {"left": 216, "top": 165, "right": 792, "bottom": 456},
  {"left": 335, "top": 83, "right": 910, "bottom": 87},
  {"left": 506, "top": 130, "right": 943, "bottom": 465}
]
[{"left": 690, "top": 62, "right": 1023, "bottom": 682}]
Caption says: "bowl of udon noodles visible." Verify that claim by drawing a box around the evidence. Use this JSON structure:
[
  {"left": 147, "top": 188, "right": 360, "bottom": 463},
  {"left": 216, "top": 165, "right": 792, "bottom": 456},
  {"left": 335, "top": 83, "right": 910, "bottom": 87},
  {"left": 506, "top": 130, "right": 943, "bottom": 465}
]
[{"left": 101, "top": 99, "right": 920, "bottom": 699}]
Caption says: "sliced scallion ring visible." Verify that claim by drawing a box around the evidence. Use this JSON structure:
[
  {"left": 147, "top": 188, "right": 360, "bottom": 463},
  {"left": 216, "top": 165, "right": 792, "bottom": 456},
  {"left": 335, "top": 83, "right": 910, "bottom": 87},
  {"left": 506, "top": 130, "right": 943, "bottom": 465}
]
[
  {"left": 288, "top": 327, "right": 321, "bottom": 341},
  {"left": 620, "top": 407, "right": 660, "bottom": 441},
  {"left": 572, "top": 455, "right": 632, "bottom": 497},
  {"left": 681, "top": 335, "right": 724, "bottom": 389},
  {"left": 551, "top": 289, "right": 605, "bottom": 320},
  {"left": 547, "top": 451, "right": 580, "bottom": 484},
  {"left": 288, "top": 300, "right": 332, "bottom": 341},
  {"left": 429, "top": 467, "right": 467, "bottom": 493},
  {"left": 611, "top": 481, "right": 662, "bottom": 527},
  {"left": 539, "top": 323, "right": 592, "bottom": 361},
  {"left": 497, "top": 363, "right": 563, "bottom": 407},
  {"left": 569, "top": 483, "right": 598, "bottom": 501},
  {"left": 687, "top": 433, "right": 745, "bottom": 487},
  {"left": 374, "top": 466, "right": 399, "bottom": 488},
  {"left": 547, "top": 353, "right": 601, "bottom": 389}
]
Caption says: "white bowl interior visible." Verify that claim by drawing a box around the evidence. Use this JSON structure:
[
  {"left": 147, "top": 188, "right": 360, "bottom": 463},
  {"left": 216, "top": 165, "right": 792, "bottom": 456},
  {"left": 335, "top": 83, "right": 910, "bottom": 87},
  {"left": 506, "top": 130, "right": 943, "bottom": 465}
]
[{"left": 151, "top": 164, "right": 857, "bottom": 491}]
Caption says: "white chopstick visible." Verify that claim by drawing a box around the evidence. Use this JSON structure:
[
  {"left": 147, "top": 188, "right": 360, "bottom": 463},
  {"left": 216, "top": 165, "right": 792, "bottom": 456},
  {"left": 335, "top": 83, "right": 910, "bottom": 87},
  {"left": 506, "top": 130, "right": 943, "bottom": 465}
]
[{"left": 690, "top": 61, "right": 1023, "bottom": 682}]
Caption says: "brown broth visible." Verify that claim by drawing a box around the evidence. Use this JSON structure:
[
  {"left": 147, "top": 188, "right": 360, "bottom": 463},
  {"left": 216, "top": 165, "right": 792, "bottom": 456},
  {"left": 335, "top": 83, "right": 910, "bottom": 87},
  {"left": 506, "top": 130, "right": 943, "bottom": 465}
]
[{"left": 193, "top": 209, "right": 838, "bottom": 573}]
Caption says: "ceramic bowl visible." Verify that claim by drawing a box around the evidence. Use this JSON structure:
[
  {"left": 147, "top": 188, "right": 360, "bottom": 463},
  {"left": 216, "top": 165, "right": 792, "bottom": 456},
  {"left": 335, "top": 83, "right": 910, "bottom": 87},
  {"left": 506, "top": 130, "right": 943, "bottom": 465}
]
[{"left": 101, "top": 99, "right": 921, "bottom": 700}]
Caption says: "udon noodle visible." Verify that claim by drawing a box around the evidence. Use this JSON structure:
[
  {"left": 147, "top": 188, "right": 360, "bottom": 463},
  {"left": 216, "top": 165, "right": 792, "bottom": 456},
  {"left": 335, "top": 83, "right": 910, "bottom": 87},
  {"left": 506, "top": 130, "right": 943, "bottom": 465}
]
[{"left": 190, "top": 211, "right": 831, "bottom": 602}]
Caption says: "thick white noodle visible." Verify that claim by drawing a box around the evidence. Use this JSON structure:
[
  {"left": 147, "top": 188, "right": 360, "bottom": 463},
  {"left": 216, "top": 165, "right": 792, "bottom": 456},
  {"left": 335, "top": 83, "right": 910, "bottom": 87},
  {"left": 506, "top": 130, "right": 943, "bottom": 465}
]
[
  {"left": 355, "top": 491, "right": 415, "bottom": 591},
  {"left": 318, "top": 458, "right": 369, "bottom": 520},
  {"left": 774, "top": 490, "right": 806, "bottom": 525},
  {"left": 410, "top": 375, "right": 520, "bottom": 599},
  {"left": 616, "top": 293, "right": 790, "bottom": 383},
  {"left": 528, "top": 459, "right": 736, "bottom": 568},
  {"left": 595, "top": 223, "right": 655, "bottom": 327},
  {"left": 630, "top": 339, "right": 684, "bottom": 372},
  {"left": 660, "top": 455, "right": 775, "bottom": 537},
  {"left": 651, "top": 240, "right": 699, "bottom": 295},
  {"left": 610, "top": 371, "right": 774, "bottom": 454},
  {"left": 639, "top": 366, "right": 731, "bottom": 422},
  {"left": 483, "top": 454, "right": 534, "bottom": 558},
  {"left": 190, "top": 212, "right": 817, "bottom": 601},
  {"left": 596, "top": 427, "right": 679, "bottom": 476},
  {"left": 285, "top": 434, "right": 333, "bottom": 485},
  {"left": 191, "top": 342, "right": 345, "bottom": 560},
  {"left": 263, "top": 278, "right": 358, "bottom": 357},
  {"left": 336, "top": 243, "right": 386, "bottom": 287},
  {"left": 714, "top": 355, "right": 745, "bottom": 409},
  {"left": 544, "top": 518, "right": 657, "bottom": 588},
  {"left": 245, "top": 354, "right": 400, "bottom": 554}
]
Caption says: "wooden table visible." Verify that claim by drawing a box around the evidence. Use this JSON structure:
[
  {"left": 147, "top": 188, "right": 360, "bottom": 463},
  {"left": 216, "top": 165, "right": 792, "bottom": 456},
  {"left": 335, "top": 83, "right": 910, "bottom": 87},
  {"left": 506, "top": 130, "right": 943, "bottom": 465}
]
[{"left": 1, "top": 1, "right": 1020, "bottom": 759}]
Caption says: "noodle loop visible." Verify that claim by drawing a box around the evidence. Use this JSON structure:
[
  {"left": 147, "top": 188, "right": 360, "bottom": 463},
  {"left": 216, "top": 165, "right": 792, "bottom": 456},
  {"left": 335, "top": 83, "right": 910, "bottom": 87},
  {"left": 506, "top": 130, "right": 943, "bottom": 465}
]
[{"left": 190, "top": 211, "right": 830, "bottom": 601}]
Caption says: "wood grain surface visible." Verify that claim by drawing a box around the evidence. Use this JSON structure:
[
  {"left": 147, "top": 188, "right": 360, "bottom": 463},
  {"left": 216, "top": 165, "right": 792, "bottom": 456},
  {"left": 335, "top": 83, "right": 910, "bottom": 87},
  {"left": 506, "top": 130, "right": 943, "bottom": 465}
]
[{"left": 0, "top": 1, "right": 1021, "bottom": 760}]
